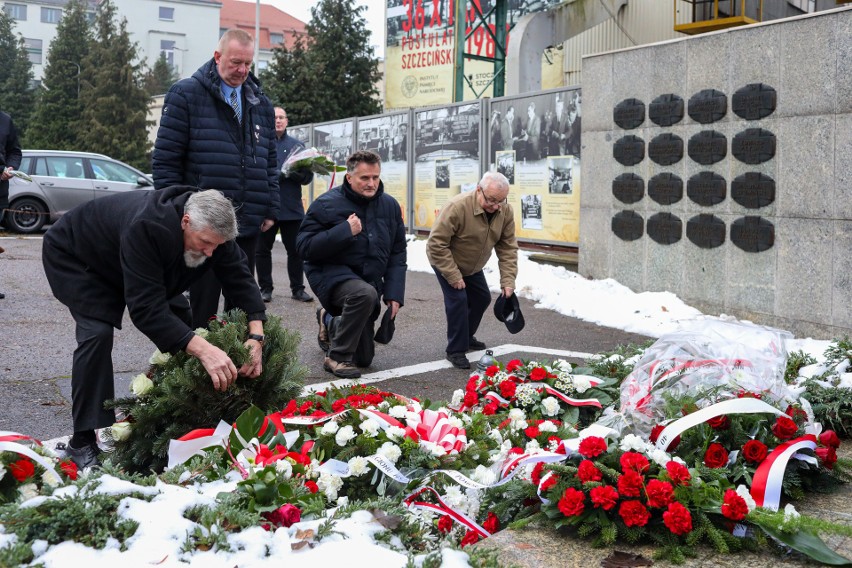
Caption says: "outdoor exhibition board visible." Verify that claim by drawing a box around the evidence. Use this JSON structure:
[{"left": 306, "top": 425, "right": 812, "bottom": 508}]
[{"left": 356, "top": 111, "right": 412, "bottom": 224}]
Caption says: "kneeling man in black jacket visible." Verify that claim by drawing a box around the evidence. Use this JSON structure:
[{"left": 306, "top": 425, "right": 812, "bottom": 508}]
[{"left": 43, "top": 186, "right": 267, "bottom": 469}]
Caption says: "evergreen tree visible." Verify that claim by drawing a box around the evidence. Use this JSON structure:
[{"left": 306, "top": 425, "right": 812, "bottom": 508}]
[
  {"left": 0, "top": 11, "right": 35, "bottom": 142},
  {"left": 26, "top": 0, "right": 91, "bottom": 150},
  {"left": 143, "top": 53, "right": 179, "bottom": 97},
  {"left": 261, "top": 0, "right": 381, "bottom": 124},
  {"left": 78, "top": 0, "right": 151, "bottom": 171}
]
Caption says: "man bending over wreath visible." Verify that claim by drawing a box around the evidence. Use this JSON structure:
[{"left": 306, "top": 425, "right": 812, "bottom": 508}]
[{"left": 43, "top": 186, "right": 267, "bottom": 470}]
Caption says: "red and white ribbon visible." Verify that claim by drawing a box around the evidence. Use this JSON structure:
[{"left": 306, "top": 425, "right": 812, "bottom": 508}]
[
  {"left": 404, "top": 486, "right": 491, "bottom": 538},
  {"left": 0, "top": 431, "right": 62, "bottom": 484},
  {"left": 751, "top": 434, "right": 817, "bottom": 511},
  {"left": 541, "top": 385, "right": 602, "bottom": 408}
]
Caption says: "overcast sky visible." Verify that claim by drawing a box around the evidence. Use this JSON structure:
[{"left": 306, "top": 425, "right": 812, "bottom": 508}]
[{"left": 264, "top": 0, "right": 387, "bottom": 58}]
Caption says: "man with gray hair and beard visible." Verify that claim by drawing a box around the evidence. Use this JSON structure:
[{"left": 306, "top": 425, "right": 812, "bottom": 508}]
[{"left": 43, "top": 186, "right": 267, "bottom": 470}]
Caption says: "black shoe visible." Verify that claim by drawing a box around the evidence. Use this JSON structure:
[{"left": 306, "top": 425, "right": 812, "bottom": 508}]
[
  {"left": 65, "top": 441, "right": 101, "bottom": 470},
  {"left": 468, "top": 336, "right": 486, "bottom": 350},
  {"left": 446, "top": 352, "right": 470, "bottom": 369},
  {"left": 261, "top": 290, "right": 272, "bottom": 303},
  {"left": 0, "top": 292, "right": 4, "bottom": 300},
  {"left": 291, "top": 289, "right": 313, "bottom": 302},
  {"left": 323, "top": 357, "right": 361, "bottom": 379},
  {"left": 316, "top": 307, "right": 330, "bottom": 353}
]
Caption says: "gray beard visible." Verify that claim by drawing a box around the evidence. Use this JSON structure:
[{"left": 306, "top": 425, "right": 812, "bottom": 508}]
[{"left": 184, "top": 251, "right": 208, "bottom": 268}]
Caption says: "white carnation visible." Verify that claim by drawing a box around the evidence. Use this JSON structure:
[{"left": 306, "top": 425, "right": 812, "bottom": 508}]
[
  {"left": 275, "top": 459, "right": 293, "bottom": 479},
  {"left": 377, "top": 442, "right": 401, "bottom": 463},
  {"left": 389, "top": 405, "right": 408, "bottom": 419},
  {"left": 385, "top": 426, "right": 406, "bottom": 442},
  {"left": 334, "top": 425, "right": 356, "bottom": 446},
  {"left": 318, "top": 472, "right": 343, "bottom": 501},
  {"left": 471, "top": 465, "right": 497, "bottom": 486},
  {"left": 619, "top": 434, "right": 647, "bottom": 453},
  {"left": 541, "top": 397, "right": 560, "bottom": 417},
  {"left": 525, "top": 439, "right": 541, "bottom": 454},
  {"left": 149, "top": 349, "right": 171, "bottom": 366},
  {"left": 443, "top": 486, "right": 465, "bottom": 509},
  {"left": 130, "top": 373, "right": 154, "bottom": 396},
  {"left": 359, "top": 418, "right": 380, "bottom": 437},
  {"left": 320, "top": 421, "right": 339, "bottom": 436},
  {"left": 538, "top": 420, "right": 558, "bottom": 433},
  {"left": 451, "top": 389, "right": 464, "bottom": 407},
  {"left": 41, "top": 471, "right": 59, "bottom": 488},
  {"left": 427, "top": 442, "right": 447, "bottom": 457},
  {"left": 447, "top": 416, "right": 464, "bottom": 429},
  {"left": 648, "top": 448, "right": 670, "bottom": 468},
  {"left": 347, "top": 456, "right": 370, "bottom": 477},
  {"left": 573, "top": 375, "right": 592, "bottom": 393},
  {"left": 508, "top": 408, "right": 526, "bottom": 421},
  {"left": 18, "top": 483, "right": 39, "bottom": 502}
]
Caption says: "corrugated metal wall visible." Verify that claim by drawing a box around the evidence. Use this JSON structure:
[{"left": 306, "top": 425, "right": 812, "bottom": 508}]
[{"left": 559, "top": 0, "right": 692, "bottom": 86}]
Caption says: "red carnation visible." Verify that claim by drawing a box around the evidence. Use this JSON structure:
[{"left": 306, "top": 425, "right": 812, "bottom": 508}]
[
  {"left": 577, "top": 460, "right": 603, "bottom": 483},
  {"left": 815, "top": 446, "right": 838, "bottom": 469},
  {"left": 703, "top": 443, "right": 729, "bottom": 469},
  {"left": 506, "top": 359, "right": 522, "bottom": 372},
  {"left": 616, "top": 470, "right": 644, "bottom": 497},
  {"left": 771, "top": 416, "right": 799, "bottom": 440},
  {"left": 820, "top": 430, "right": 841, "bottom": 449},
  {"left": 463, "top": 391, "right": 479, "bottom": 408},
  {"left": 59, "top": 460, "right": 78, "bottom": 481},
  {"left": 665, "top": 461, "right": 691, "bottom": 486},
  {"left": 482, "top": 512, "right": 500, "bottom": 533},
  {"left": 304, "top": 480, "right": 319, "bottom": 493},
  {"left": 720, "top": 489, "right": 749, "bottom": 521},
  {"left": 742, "top": 439, "right": 768, "bottom": 464},
  {"left": 460, "top": 530, "right": 480, "bottom": 547},
  {"left": 540, "top": 473, "right": 558, "bottom": 492},
  {"left": 662, "top": 501, "right": 693, "bottom": 535},
  {"left": 8, "top": 458, "right": 34, "bottom": 482},
  {"left": 482, "top": 402, "right": 498, "bottom": 415},
  {"left": 645, "top": 479, "right": 674, "bottom": 508},
  {"left": 524, "top": 426, "right": 541, "bottom": 439},
  {"left": 331, "top": 399, "right": 346, "bottom": 412},
  {"left": 590, "top": 485, "right": 619, "bottom": 511},
  {"left": 529, "top": 367, "right": 547, "bottom": 381},
  {"left": 649, "top": 424, "right": 680, "bottom": 451},
  {"left": 619, "top": 451, "right": 650, "bottom": 473},
  {"left": 618, "top": 500, "right": 651, "bottom": 527},
  {"left": 707, "top": 415, "right": 731, "bottom": 430},
  {"left": 557, "top": 487, "right": 586, "bottom": 517},
  {"left": 281, "top": 400, "right": 298, "bottom": 417},
  {"left": 485, "top": 365, "right": 499, "bottom": 378},
  {"left": 465, "top": 375, "right": 480, "bottom": 392},
  {"left": 578, "top": 436, "right": 607, "bottom": 458},
  {"left": 437, "top": 515, "right": 453, "bottom": 534},
  {"left": 531, "top": 461, "right": 546, "bottom": 485},
  {"left": 499, "top": 380, "right": 517, "bottom": 399}
]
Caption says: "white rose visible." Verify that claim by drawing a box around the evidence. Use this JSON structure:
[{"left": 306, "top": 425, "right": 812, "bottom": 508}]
[
  {"left": 347, "top": 456, "right": 370, "bottom": 477},
  {"left": 193, "top": 327, "right": 209, "bottom": 339},
  {"left": 320, "top": 421, "right": 339, "bottom": 436},
  {"left": 335, "top": 425, "right": 356, "bottom": 446},
  {"left": 111, "top": 421, "right": 132, "bottom": 442},
  {"left": 573, "top": 375, "right": 592, "bottom": 393},
  {"left": 275, "top": 459, "right": 293, "bottom": 479},
  {"left": 130, "top": 373, "right": 154, "bottom": 396},
  {"left": 541, "top": 397, "right": 560, "bottom": 417},
  {"left": 359, "top": 419, "right": 380, "bottom": 437},
  {"left": 149, "top": 349, "right": 171, "bottom": 366},
  {"left": 377, "top": 442, "right": 402, "bottom": 463}
]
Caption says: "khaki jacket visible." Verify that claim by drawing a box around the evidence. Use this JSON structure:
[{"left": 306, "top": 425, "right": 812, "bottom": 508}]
[{"left": 426, "top": 190, "right": 518, "bottom": 288}]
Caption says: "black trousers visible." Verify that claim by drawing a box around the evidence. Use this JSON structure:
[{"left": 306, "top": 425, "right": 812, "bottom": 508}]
[
  {"left": 432, "top": 267, "right": 491, "bottom": 354},
  {"left": 327, "top": 278, "right": 379, "bottom": 367},
  {"left": 255, "top": 220, "right": 306, "bottom": 294},
  {"left": 69, "top": 298, "right": 191, "bottom": 433},
  {"left": 189, "top": 234, "right": 257, "bottom": 330}
]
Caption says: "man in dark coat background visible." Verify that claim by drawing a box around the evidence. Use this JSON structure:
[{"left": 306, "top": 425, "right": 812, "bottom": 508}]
[
  {"left": 153, "top": 28, "right": 279, "bottom": 329},
  {"left": 43, "top": 187, "right": 267, "bottom": 470},
  {"left": 255, "top": 107, "right": 314, "bottom": 304},
  {"left": 0, "top": 110, "right": 22, "bottom": 300},
  {"left": 297, "top": 151, "right": 407, "bottom": 379}
]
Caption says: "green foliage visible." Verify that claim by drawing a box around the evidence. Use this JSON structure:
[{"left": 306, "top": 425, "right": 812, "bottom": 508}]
[
  {"left": 78, "top": 0, "right": 151, "bottom": 171},
  {"left": 802, "top": 379, "right": 852, "bottom": 438},
  {"left": 26, "top": 0, "right": 91, "bottom": 150},
  {"left": 784, "top": 349, "right": 816, "bottom": 384},
  {"left": 0, "top": 11, "right": 35, "bottom": 141},
  {"left": 143, "top": 53, "right": 179, "bottom": 97},
  {"left": 107, "top": 311, "right": 306, "bottom": 473},
  {"left": 260, "top": 0, "right": 381, "bottom": 124},
  {"left": 181, "top": 494, "right": 263, "bottom": 554},
  {"left": 586, "top": 341, "right": 651, "bottom": 381}
]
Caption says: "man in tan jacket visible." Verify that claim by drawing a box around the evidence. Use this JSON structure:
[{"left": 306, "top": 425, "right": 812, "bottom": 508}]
[{"left": 426, "top": 171, "right": 519, "bottom": 369}]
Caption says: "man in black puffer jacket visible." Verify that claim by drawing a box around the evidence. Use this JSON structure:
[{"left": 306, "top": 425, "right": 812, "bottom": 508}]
[
  {"left": 153, "top": 29, "right": 279, "bottom": 329},
  {"left": 297, "top": 151, "right": 407, "bottom": 379}
]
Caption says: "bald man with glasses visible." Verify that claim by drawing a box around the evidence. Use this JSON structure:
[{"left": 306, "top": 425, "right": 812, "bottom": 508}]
[{"left": 426, "top": 171, "right": 519, "bottom": 369}]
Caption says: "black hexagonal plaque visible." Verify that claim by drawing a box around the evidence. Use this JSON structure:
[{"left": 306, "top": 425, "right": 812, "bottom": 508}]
[
  {"left": 649, "top": 94, "right": 684, "bottom": 127},
  {"left": 612, "top": 173, "right": 644, "bottom": 204},
  {"left": 687, "top": 172, "right": 726, "bottom": 206},
  {"left": 613, "top": 135, "right": 645, "bottom": 166},
  {"left": 613, "top": 98, "right": 646, "bottom": 129},
  {"left": 686, "top": 214, "right": 726, "bottom": 249},
  {"left": 732, "top": 128, "right": 776, "bottom": 164},
  {"left": 648, "top": 173, "right": 683, "bottom": 205},
  {"left": 731, "top": 216, "right": 774, "bottom": 252},
  {"left": 732, "top": 83, "right": 777, "bottom": 120},
  {"left": 688, "top": 130, "right": 727, "bottom": 165},
  {"left": 688, "top": 89, "right": 727, "bottom": 123},
  {"left": 647, "top": 212, "right": 682, "bottom": 245},
  {"left": 648, "top": 133, "right": 684, "bottom": 166},
  {"left": 731, "top": 172, "right": 775, "bottom": 209},
  {"left": 612, "top": 210, "right": 644, "bottom": 241}
]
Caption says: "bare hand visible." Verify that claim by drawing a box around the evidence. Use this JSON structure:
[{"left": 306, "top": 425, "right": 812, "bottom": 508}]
[
  {"left": 0, "top": 168, "right": 12, "bottom": 181},
  {"left": 503, "top": 287, "right": 514, "bottom": 298},
  {"left": 388, "top": 300, "right": 401, "bottom": 319},
  {"left": 451, "top": 279, "right": 466, "bottom": 290},
  {"left": 347, "top": 213, "right": 362, "bottom": 236},
  {"left": 239, "top": 339, "right": 263, "bottom": 378},
  {"left": 186, "top": 335, "right": 238, "bottom": 391},
  {"left": 261, "top": 219, "right": 275, "bottom": 232}
]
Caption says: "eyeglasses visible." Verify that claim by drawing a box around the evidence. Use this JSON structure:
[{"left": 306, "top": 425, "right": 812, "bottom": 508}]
[{"left": 478, "top": 187, "right": 507, "bottom": 206}]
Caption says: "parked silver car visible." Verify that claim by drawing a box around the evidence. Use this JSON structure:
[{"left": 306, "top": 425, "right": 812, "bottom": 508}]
[{"left": 5, "top": 150, "right": 153, "bottom": 233}]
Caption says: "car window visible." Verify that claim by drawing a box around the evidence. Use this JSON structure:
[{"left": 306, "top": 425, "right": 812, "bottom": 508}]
[
  {"left": 36, "top": 157, "right": 86, "bottom": 179},
  {"left": 19, "top": 156, "right": 32, "bottom": 173},
  {"left": 88, "top": 158, "right": 140, "bottom": 184}
]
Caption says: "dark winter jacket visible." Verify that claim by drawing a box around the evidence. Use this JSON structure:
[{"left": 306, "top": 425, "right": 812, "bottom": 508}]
[
  {"left": 275, "top": 130, "right": 313, "bottom": 221},
  {"left": 0, "top": 112, "right": 22, "bottom": 209},
  {"left": 296, "top": 178, "right": 407, "bottom": 313},
  {"left": 152, "top": 59, "right": 279, "bottom": 237},
  {"left": 42, "top": 186, "right": 266, "bottom": 354}
]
